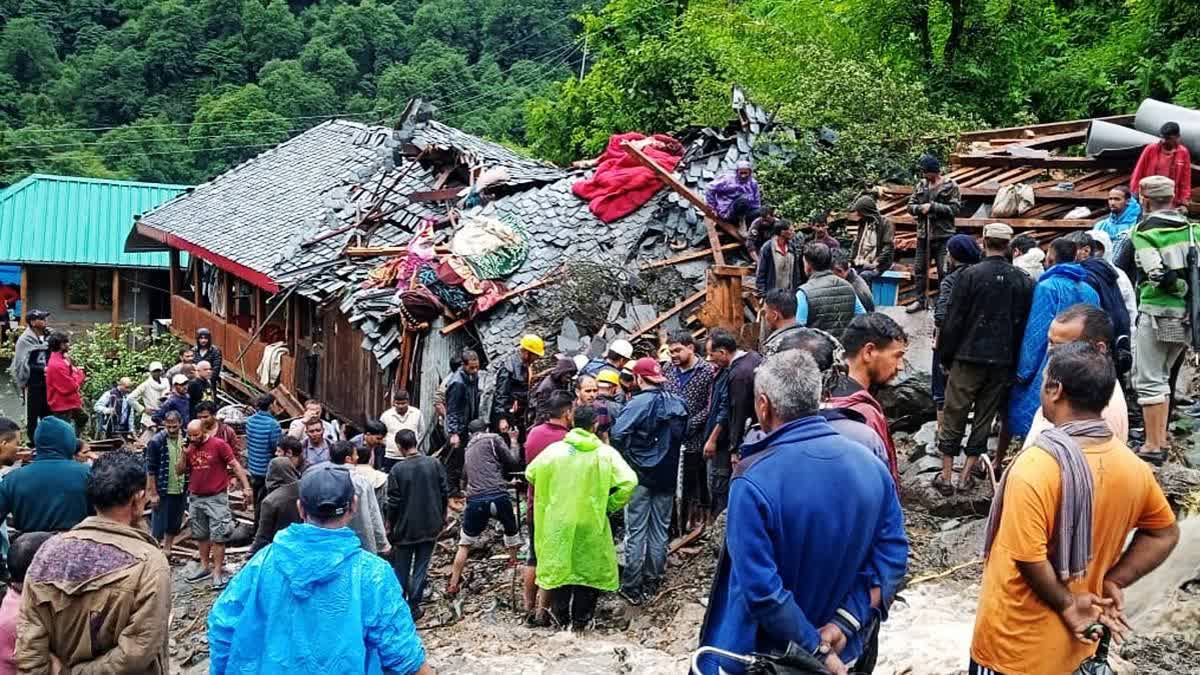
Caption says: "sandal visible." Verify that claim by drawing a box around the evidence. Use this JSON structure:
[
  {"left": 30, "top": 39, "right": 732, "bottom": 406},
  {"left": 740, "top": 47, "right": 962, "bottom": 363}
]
[
  {"left": 932, "top": 474, "right": 955, "bottom": 497},
  {"left": 959, "top": 475, "right": 978, "bottom": 492}
]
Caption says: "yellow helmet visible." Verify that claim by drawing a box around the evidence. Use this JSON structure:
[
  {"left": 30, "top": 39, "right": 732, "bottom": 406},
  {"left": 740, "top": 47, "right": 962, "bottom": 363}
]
[
  {"left": 519, "top": 334, "right": 545, "bottom": 357},
  {"left": 596, "top": 370, "right": 621, "bottom": 387}
]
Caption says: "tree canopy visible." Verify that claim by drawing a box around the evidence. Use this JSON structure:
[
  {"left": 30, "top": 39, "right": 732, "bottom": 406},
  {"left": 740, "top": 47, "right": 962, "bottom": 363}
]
[{"left": 0, "top": 0, "right": 1196, "bottom": 213}]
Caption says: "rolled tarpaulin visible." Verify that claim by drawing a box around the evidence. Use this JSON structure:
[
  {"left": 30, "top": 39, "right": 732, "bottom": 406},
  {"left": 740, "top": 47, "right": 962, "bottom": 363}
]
[
  {"left": 1134, "top": 98, "right": 1200, "bottom": 157},
  {"left": 1086, "top": 119, "right": 1160, "bottom": 159}
]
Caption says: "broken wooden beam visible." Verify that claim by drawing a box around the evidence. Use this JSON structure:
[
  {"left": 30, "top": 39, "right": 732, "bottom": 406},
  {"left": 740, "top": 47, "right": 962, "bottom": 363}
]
[
  {"left": 345, "top": 246, "right": 408, "bottom": 258},
  {"left": 629, "top": 288, "right": 708, "bottom": 339},
  {"left": 703, "top": 217, "right": 726, "bottom": 266},
  {"left": 890, "top": 215, "right": 1095, "bottom": 229},
  {"left": 440, "top": 270, "right": 564, "bottom": 335},
  {"left": 640, "top": 244, "right": 740, "bottom": 270},
  {"left": 955, "top": 115, "right": 1133, "bottom": 142},
  {"left": 881, "top": 184, "right": 1112, "bottom": 202},
  {"left": 620, "top": 141, "right": 746, "bottom": 250},
  {"left": 950, "top": 154, "right": 1124, "bottom": 170},
  {"left": 407, "top": 188, "right": 463, "bottom": 202}
]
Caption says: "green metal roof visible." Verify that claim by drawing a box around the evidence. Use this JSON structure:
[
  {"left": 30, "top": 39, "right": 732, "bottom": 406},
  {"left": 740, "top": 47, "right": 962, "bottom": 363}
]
[{"left": 0, "top": 174, "right": 189, "bottom": 269}]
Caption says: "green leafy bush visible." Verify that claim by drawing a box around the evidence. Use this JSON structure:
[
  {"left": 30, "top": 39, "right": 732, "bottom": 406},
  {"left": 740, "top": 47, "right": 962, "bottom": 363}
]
[{"left": 69, "top": 323, "right": 184, "bottom": 411}]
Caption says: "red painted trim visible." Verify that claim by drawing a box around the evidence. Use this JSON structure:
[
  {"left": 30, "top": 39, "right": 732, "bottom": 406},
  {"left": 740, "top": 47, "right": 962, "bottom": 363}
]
[{"left": 136, "top": 223, "right": 280, "bottom": 293}]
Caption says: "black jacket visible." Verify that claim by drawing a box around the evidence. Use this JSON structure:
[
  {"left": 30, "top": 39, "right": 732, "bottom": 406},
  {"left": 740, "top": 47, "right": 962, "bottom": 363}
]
[
  {"left": 251, "top": 482, "right": 301, "bottom": 555},
  {"left": 386, "top": 455, "right": 449, "bottom": 545},
  {"left": 194, "top": 343, "right": 223, "bottom": 385},
  {"left": 491, "top": 351, "right": 529, "bottom": 423},
  {"left": 933, "top": 265, "right": 967, "bottom": 329},
  {"left": 938, "top": 255, "right": 1034, "bottom": 368},
  {"left": 444, "top": 367, "right": 480, "bottom": 437}
]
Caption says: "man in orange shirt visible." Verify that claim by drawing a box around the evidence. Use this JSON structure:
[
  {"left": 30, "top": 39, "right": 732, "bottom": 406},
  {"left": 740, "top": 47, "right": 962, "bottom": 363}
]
[{"left": 969, "top": 342, "right": 1179, "bottom": 675}]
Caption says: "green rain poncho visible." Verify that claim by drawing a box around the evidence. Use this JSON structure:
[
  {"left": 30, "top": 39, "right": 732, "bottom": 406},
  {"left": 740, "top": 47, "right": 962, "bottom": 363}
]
[{"left": 525, "top": 427, "right": 638, "bottom": 591}]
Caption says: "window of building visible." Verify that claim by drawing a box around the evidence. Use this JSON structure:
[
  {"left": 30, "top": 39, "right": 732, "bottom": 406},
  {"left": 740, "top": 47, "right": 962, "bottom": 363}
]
[
  {"left": 64, "top": 269, "right": 94, "bottom": 309},
  {"left": 63, "top": 268, "right": 116, "bottom": 310}
]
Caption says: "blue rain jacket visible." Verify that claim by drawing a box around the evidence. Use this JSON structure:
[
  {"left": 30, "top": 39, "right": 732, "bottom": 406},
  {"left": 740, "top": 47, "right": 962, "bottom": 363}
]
[{"left": 208, "top": 523, "right": 426, "bottom": 674}]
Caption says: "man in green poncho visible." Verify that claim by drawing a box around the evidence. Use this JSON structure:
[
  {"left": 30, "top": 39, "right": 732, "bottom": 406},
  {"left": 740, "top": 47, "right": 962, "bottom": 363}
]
[{"left": 525, "top": 405, "right": 638, "bottom": 631}]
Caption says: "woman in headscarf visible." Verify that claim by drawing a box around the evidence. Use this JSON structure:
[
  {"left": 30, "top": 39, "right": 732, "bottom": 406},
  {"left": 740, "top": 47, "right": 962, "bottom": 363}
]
[{"left": 704, "top": 160, "right": 762, "bottom": 224}]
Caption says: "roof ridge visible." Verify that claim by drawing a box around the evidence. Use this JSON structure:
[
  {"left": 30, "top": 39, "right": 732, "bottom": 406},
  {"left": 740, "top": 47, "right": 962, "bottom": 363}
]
[{"left": 2, "top": 174, "right": 190, "bottom": 199}]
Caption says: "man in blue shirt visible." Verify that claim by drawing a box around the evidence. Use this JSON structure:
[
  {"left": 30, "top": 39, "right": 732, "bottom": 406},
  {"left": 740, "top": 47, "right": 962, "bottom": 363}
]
[
  {"left": 698, "top": 350, "right": 907, "bottom": 675},
  {"left": 244, "top": 393, "right": 281, "bottom": 525},
  {"left": 208, "top": 464, "right": 434, "bottom": 675}
]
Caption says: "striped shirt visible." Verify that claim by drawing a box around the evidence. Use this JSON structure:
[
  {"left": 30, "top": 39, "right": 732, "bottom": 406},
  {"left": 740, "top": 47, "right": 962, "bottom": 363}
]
[{"left": 244, "top": 411, "right": 281, "bottom": 477}]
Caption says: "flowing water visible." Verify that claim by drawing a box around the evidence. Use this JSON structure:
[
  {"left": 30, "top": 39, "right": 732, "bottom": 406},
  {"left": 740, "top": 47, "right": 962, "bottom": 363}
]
[{"left": 877, "top": 517, "right": 1200, "bottom": 675}]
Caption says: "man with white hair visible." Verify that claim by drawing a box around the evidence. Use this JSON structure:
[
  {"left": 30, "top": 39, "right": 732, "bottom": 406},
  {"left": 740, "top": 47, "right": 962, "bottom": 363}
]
[
  {"left": 93, "top": 377, "right": 141, "bottom": 439},
  {"left": 698, "top": 350, "right": 907, "bottom": 675}
]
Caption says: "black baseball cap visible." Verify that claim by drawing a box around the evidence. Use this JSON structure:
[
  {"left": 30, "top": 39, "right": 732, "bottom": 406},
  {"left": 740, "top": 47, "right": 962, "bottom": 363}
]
[
  {"left": 27, "top": 309, "right": 49, "bottom": 320},
  {"left": 299, "top": 464, "right": 355, "bottom": 518}
]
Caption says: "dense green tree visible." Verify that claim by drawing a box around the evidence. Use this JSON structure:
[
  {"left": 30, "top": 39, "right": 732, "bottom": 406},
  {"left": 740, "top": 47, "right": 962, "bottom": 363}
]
[
  {"left": 96, "top": 116, "right": 193, "bottom": 182},
  {"left": 480, "top": 0, "right": 573, "bottom": 67},
  {"left": 137, "top": 1, "right": 204, "bottom": 92},
  {"left": 240, "top": 0, "right": 303, "bottom": 76},
  {"left": 410, "top": 0, "right": 480, "bottom": 62},
  {"left": 189, "top": 84, "right": 290, "bottom": 174},
  {"left": 310, "top": 0, "right": 407, "bottom": 75},
  {"left": 0, "top": 17, "right": 60, "bottom": 85},
  {"left": 55, "top": 44, "right": 146, "bottom": 125},
  {"left": 259, "top": 59, "right": 337, "bottom": 119}
]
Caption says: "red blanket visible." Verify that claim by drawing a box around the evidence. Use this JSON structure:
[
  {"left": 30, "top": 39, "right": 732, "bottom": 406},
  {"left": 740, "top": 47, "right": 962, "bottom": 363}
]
[{"left": 572, "top": 132, "right": 683, "bottom": 223}]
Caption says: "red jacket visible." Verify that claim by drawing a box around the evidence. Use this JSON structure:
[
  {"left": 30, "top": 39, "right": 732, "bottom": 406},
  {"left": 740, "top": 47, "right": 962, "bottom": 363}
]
[
  {"left": 827, "top": 388, "right": 899, "bottom": 486},
  {"left": 45, "top": 352, "right": 85, "bottom": 413},
  {"left": 1131, "top": 141, "right": 1192, "bottom": 206}
]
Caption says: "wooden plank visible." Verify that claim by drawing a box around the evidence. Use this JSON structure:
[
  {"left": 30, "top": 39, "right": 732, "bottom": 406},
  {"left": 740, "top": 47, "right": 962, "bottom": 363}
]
[
  {"left": 18, "top": 266, "right": 27, "bottom": 325},
  {"left": 407, "top": 188, "right": 464, "bottom": 202},
  {"left": 882, "top": 185, "right": 1111, "bottom": 202},
  {"left": 630, "top": 288, "right": 708, "bottom": 339},
  {"left": 168, "top": 249, "right": 180, "bottom": 295},
  {"left": 110, "top": 269, "right": 120, "bottom": 336},
  {"left": 640, "top": 244, "right": 739, "bottom": 270},
  {"left": 192, "top": 260, "right": 200, "bottom": 306},
  {"left": 621, "top": 142, "right": 746, "bottom": 247},
  {"left": 891, "top": 215, "right": 1094, "bottom": 229},
  {"left": 345, "top": 246, "right": 408, "bottom": 258},
  {"left": 1008, "top": 130, "right": 1088, "bottom": 150},
  {"left": 703, "top": 217, "right": 726, "bottom": 266},
  {"left": 955, "top": 115, "right": 1133, "bottom": 142},
  {"left": 440, "top": 271, "right": 563, "bottom": 335},
  {"left": 271, "top": 383, "right": 305, "bottom": 418},
  {"left": 951, "top": 154, "right": 1123, "bottom": 170}
]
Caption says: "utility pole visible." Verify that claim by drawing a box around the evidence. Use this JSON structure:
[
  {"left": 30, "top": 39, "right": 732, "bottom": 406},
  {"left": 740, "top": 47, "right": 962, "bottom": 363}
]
[{"left": 579, "top": 36, "right": 588, "bottom": 81}]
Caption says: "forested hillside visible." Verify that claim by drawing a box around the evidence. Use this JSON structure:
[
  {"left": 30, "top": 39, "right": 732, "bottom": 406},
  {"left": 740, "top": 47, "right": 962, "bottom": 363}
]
[
  {"left": 1, "top": 0, "right": 1198, "bottom": 210},
  {"left": 0, "top": 0, "right": 595, "bottom": 183}
]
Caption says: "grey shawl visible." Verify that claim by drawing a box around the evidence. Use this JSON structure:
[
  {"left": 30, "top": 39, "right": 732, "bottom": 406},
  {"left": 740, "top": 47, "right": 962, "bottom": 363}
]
[{"left": 984, "top": 419, "right": 1110, "bottom": 580}]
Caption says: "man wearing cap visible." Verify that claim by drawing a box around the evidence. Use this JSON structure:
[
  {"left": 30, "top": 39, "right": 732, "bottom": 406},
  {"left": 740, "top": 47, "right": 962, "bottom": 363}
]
[
  {"left": 1131, "top": 121, "right": 1192, "bottom": 209},
  {"left": 1131, "top": 174, "right": 1200, "bottom": 461},
  {"left": 610, "top": 357, "right": 688, "bottom": 606},
  {"left": 591, "top": 370, "right": 626, "bottom": 441},
  {"left": 209, "top": 464, "right": 434, "bottom": 675},
  {"left": 706, "top": 160, "right": 763, "bottom": 225},
  {"left": 934, "top": 226, "right": 1033, "bottom": 496},
  {"left": 11, "top": 309, "right": 50, "bottom": 439},
  {"left": 848, "top": 193, "right": 895, "bottom": 284},
  {"left": 493, "top": 334, "right": 543, "bottom": 432},
  {"left": 907, "top": 155, "right": 962, "bottom": 312},
  {"left": 155, "top": 373, "right": 192, "bottom": 426},
  {"left": 581, "top": 339, "right": 634, "bottom": 380},
  {"left": 131, "top": 361, "right": 169, "bottom": 432},
  {"left": 193, "top": 328, "right": 222, "bottom": 388}
]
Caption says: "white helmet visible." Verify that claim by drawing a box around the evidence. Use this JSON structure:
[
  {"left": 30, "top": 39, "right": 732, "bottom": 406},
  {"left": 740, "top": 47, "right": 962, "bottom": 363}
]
[{"left": 609, "top": 339, "right": 634, "bottom": 360}]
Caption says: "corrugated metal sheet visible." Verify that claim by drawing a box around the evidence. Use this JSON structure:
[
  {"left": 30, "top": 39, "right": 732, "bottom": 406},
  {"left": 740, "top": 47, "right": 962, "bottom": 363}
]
[{"left": 0, "top": 174, "right": 187, "bottom": 268}]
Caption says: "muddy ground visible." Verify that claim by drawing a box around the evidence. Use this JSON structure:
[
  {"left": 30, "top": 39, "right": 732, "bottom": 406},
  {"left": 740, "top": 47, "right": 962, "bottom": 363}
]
[{"left": 168, "top": 438, "right": 1200, "bottom": 675}]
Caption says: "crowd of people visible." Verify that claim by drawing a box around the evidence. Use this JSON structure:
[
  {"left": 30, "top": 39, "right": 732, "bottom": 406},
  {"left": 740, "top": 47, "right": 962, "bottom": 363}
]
[{"left": 0, "top": 129, "right": 1189, "bottom": 675}]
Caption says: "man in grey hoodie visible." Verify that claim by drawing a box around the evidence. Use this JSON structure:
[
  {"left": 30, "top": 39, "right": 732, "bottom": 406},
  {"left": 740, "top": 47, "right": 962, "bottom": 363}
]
[
  {"left": 329, "top": 441, "right": 388, "bottom": 555},
  {"left": 10, "top": 309, "right": 50, "bottom": 440}
]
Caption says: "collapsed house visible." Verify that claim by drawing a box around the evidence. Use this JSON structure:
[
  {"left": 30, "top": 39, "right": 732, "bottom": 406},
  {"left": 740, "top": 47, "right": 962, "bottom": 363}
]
[
  {"left": 124, "top": 86, "right": 1198, "bottom": 428},
  {"left": 124, "top": 91, "right": 771, "bottom": 425}
]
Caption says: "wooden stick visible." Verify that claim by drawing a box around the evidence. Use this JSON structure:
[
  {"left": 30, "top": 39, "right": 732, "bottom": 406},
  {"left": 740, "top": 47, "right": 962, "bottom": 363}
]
[
  {"left": 439, "top": 271, "right": 563, "bottom": 335},
  {"left": 907, "top": 559, "right": 983, "bottom": 586},
  {"left": 890, "top": 215, "right": 1094, "bottom": 229},
  {"left": 629, "top": 288, "right": 707, "bottom": 339},
  {"left": 345, "top": 246, "right": 408, "bottom": 257},
  {"left": 640, "top": 244, "right": 739, "bottom": 270}
]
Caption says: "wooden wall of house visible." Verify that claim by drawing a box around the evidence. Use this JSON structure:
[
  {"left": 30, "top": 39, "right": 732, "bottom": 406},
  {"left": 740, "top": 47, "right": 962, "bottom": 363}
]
[{"left": 293, "top": 300, "right": 390, "bottom": 430}]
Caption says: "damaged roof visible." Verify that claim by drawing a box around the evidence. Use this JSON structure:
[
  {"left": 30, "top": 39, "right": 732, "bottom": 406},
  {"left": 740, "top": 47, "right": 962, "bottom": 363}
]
[{"left": 126, "top": 120, "right": 397, "bottom": 291}]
